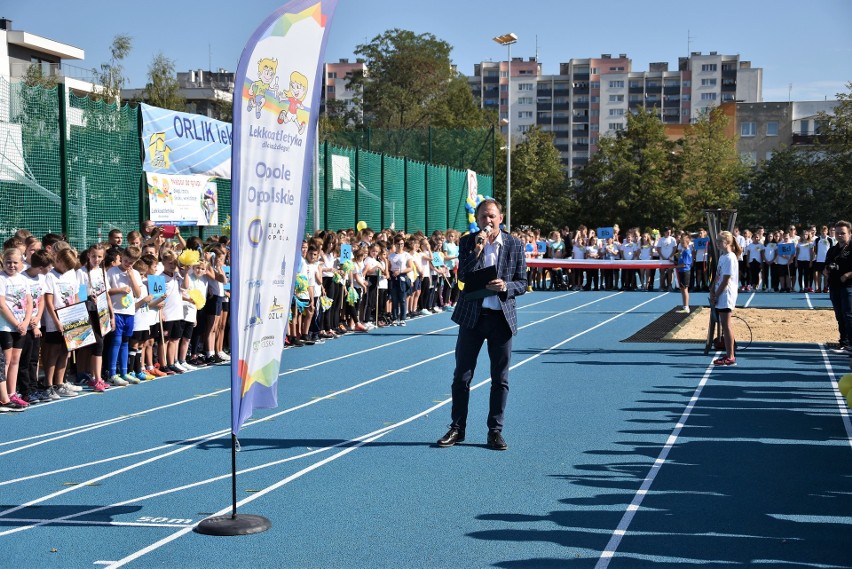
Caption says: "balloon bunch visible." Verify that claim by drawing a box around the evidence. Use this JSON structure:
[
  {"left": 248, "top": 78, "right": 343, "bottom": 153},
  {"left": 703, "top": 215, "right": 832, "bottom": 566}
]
[{"left": 465, "top": 194, "right": 491, "bottom": 233}]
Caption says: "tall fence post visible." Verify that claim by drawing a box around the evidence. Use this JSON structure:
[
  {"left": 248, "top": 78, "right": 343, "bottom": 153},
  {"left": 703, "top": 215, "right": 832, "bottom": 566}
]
[
  {"left": 423, "top": 163, "right": 429, "bottom": 235},
  {"left": 324, "top": 142, "right": 332, "bottom": 231},
  {"left": 379, "top": 152, "right": 385, "bottom": 231},
  {"left": 57, "top": 85, "right": 69, "bottom": 237}
]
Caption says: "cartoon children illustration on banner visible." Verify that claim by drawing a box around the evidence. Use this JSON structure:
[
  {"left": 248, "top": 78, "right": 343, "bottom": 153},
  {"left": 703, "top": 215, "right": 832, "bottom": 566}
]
[
  {"left": 247, "top": 57, "right": 280, "bottom": 119},
  {"left": 277, "top": 71, "right": 309, "bottom": 134}
]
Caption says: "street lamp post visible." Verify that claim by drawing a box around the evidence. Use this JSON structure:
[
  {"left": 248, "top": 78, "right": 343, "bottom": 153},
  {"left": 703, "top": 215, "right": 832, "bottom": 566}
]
[{"left": 493, "top": 32, "right": 517, "bottom": 232}]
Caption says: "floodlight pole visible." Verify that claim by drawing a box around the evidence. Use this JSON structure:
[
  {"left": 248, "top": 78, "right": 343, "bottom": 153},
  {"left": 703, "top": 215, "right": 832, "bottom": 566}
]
[{"left": 494, "top": 33, "right": 518, "bottom": 231}]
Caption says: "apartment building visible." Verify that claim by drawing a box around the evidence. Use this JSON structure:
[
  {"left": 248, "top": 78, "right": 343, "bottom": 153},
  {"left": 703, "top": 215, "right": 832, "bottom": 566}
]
[
  {"left": 736, "top": 100, "right": 837, "bottom": 165},
  {"left": 321, "top": 58, "right": 366, "bottom": 122},
  {"left": 470, "top": 51, "right": 763, "bottom": 174}
]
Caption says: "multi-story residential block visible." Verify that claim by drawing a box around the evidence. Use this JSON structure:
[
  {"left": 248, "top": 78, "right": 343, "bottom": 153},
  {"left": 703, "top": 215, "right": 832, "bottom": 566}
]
[
  {"left": 122, "top": 69, "right": 235, "bottom": 119},
  {"left": 470, "top": 51, "right": 763, "bottom": 174},
  {"left": 736, "top": 100, "right": 837, "bottom": 164},
  {"left": 321, "top": 58, "right": 366, "bottom": 122},
  {"left": 0, "top": 18, "right": 95, "bottom": 96}
]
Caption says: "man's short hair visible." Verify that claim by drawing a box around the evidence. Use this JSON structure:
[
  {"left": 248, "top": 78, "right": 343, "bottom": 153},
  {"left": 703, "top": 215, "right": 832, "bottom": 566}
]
[
  {"left": 475, "top": 198, "right": 503, "bottom": 216},
  {"left": 835, "top": 220, "right": 851, "bottom": 232}
]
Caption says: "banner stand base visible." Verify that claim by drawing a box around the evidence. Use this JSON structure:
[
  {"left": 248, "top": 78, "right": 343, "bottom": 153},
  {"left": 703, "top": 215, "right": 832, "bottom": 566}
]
[{"left": 194, "top": 514, "right": 271, "bottom": 536}]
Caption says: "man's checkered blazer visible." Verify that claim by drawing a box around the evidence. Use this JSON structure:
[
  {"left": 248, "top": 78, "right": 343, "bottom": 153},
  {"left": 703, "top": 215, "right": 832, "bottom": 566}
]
[{"left": 451, "top": 230, "right": 527, "bottom": 335}]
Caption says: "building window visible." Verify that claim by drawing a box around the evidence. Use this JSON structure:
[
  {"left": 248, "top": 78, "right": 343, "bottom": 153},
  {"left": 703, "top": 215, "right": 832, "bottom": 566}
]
[
  {"left": 590, "top": 109, "right": 599, "bottom": 117},
  {"left": 682, "top": 80, "right": 691, "bottom": 88},
  {"left": 701, "top": 63, "right": 718, "bottom": 72},
  {"left": 518, "top": 124, "right": 532, "bottom": 133},
  {"left": 701, "top": 78, "right": 717, "bottom": 86},
  {"left": 765, "top": 151, "right": 774, "bottom": 161},
  {"left": 608, "top": 94, "right": 624, "bottom": 102},
  {"left": 590, "top": 95, "right": 599, "bottom": 103},
  {"left": 766, "top": 121, "right": 778, "bottom": 136},
  {"left": 327, "top": 71, "right": 337, "bottom": 79},
  {"left": 590, "top": 81, "right": 600, "bottom": 89},
  {"left": 518, "top": 96, "right": 534, "bottom": 105},
  {"left": 590, "top": 67, "right": 598, "bottom": 75},
  {"left": 629, "top": 80, "right": 642, "bottom": 88},
  {"left": 500, "top": 71, "right": 508, "bottom": 78},
  {"left": 700, "top": 92, "right": 717, "bottom": 101},
  {"left": 608, "top": 123, "right": 624, "bottom": 131},
  {"left": 519, "top": 83, "right": 534, "bottom": 91},
  {"left": 609, "top": 108, "right": 625, "bottom": 116},
  {"left": 741, "top": 122, "right": 757, "bottom": 137},
  {"left": 517, "top": 111, "right": 533, "bottom": 119},
  {"left": 590, "top": 123, "right": 599, "bottom": 131},
  {"left": 609, "top": 80, "right": 625, "bottom": 88}
]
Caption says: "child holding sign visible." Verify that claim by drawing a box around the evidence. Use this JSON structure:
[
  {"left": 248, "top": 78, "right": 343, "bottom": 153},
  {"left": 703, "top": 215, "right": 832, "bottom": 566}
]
[{"left": 43, "top": 248, "right": 83, "bottom": 397}]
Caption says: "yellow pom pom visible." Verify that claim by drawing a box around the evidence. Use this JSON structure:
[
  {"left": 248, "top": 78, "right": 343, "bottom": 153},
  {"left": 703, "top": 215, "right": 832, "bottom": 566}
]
[
  {"left": 357, "top": 220, "right": 367, "bottom": 232},
  {"left": 189, "top": 289, "right": 206, "bottom": 310},
  {"left": 838, "top": 374, "right": 852, "bottom": 397},
  {"left": 458, "top": 281, "right": 465, "bottom": 291},
  {"left": 178, "top": 249, "right": 200, "bottom": 267}
]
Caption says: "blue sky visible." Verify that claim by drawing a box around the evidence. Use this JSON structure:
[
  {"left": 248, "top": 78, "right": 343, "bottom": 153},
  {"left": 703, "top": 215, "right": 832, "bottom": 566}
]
[{"left": 6, "top": 0, "right": 851, "bottom": 101}]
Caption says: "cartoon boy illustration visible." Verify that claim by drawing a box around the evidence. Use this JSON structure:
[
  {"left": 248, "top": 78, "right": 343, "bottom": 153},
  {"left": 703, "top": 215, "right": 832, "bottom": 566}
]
[
  {"left": 277, "top": 71, "right": 309, "bottom": 134},
  {"left": 247, "top": 57, "right": 280, "bottom": 119}
]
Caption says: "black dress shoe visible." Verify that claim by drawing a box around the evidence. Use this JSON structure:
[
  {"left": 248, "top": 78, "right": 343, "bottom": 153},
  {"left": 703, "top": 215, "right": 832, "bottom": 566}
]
[
  {"left": 437, "top": 428, "right": 464, "bottom": 447},
  {"left": 486, "top": 431, "right": 507, "bottom": 451}
]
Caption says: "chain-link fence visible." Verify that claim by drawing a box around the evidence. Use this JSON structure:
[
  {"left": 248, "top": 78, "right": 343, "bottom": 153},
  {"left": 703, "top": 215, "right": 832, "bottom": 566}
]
[{"left": 0, "top": 79, "right": 493, "bottom": 247}]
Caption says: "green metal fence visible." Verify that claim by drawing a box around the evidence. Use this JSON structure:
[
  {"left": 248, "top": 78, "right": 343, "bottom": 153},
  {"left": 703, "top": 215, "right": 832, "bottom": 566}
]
[{"left": 0, "top": 78, "right": 493, "bottom": 247}]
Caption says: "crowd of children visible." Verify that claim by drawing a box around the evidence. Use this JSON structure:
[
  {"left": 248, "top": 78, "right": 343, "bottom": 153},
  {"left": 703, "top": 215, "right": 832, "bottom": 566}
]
[{"left": 0, "top": 225, "right": 231, "bottom": 412}]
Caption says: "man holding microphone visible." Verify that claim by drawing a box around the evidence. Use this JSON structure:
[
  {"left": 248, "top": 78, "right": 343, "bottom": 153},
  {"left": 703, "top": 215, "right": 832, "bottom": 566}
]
[{"left": 437, "top": 198, "right": 527, "bottom": 451}]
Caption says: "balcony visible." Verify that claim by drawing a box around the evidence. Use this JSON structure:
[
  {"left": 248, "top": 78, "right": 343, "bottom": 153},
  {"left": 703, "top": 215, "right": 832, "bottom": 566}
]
[
  {"left": 553, "top": 102, "right": 572, "bottom": 110},
  {"left": 573, "top": 73, "right": 590, "bottom": 81},
  {"left": 553, "top": 116, "right": 572, "bottom": 124},
  {"left": 554, "top": 88, "right": 573, "bottom": 97},
  {"left": 10, "top": 61, "right": 96, "bottom": 82}
]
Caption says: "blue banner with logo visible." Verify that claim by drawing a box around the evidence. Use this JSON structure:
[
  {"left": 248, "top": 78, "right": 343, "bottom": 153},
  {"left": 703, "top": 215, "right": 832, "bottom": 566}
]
[
  {"left": 141, "top": 103, "right": 233, "bottom": 179},
  {"left": 230, "top": 0, "right": 337, "bottom": 435}
]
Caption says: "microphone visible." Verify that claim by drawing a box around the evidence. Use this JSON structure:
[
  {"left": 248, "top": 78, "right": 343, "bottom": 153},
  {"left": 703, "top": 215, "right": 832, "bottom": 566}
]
[{"left": 476, "top": 226, "right": 492, "bottom": 245}]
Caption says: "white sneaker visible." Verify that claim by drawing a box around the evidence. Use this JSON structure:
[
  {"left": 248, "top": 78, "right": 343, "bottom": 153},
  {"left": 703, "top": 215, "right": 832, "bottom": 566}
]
[
  {"left": 676, "top": 306, "right": 690, "bottom": 314},
  {"left": 217, "top": 351, "right": 231, "bottom": 361},
  {"left": 420, "top": 309, "right": 430, "bottom": 316},
  {"left": 46, "top": 387, "right": 61, "bottom": 400},
  {"left": 55, "top": 383, "right": 78, "bottom": 397},
  {"left": 66, "top": 382, "right": 83, "bottom": 392},
  {"left": 180, "top": 361, "right": 197, "bottom": 371},
  {"left": 106, "top": 374, "right": 129, "bottom": 387}
]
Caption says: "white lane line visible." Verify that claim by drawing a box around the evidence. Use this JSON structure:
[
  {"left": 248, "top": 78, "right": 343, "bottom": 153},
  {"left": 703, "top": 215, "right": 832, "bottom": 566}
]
[
  {"left": 102, "top": 293, "right": 665, "bottom": 569},
  {"left": 0, "top": 293, "right": 576, "bottom": 453},
  {"left": 806, "top": 292, "right": 814, "bottom": 310},
  {"left": 744, "top": 291, "right": 756, "bottom": 308},
  {"left": 818, "top": 344, "right": 852, "bottom": 450},
  {"left": 0, "top": 292, "right": 606, "bottom": 516},
  {"left": 594, "top": 353, "right": 719, "bottom": 569},
  {"left": 0, "top": 390, "right": 227, "bottom": 456},
  {"left": 0, "top": 293, "right": 588, "bottom": 488}
]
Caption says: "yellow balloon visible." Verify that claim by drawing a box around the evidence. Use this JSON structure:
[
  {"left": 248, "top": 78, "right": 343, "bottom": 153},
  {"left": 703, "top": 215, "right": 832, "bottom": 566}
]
[
  {"left": 839, "top": 373, "right": 852, "bottom": 397},
  {"left": 458, "top": 281, "right": 465, "bottom": 291},
  {"left": 468, "top": 214, "right": 475, "bottom": 223},
  {"left": 356, "top": 220, "right": 367, "bottom": 232}
]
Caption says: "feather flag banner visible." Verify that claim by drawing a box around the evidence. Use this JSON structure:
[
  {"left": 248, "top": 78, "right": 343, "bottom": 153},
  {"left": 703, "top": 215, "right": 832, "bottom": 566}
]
[{"left": 230, "top": 0, "right": 337, "bottom": 435}]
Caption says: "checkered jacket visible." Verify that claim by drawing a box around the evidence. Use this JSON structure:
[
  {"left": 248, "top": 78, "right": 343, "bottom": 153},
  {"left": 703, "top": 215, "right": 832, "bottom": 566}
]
[{"left": 451, "top": 230, "right": 527, "bottom": 335}]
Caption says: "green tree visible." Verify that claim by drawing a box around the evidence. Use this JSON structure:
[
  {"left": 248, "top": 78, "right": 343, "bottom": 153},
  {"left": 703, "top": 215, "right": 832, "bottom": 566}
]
[
  {"left": 507, "top": 126, "right": 571, "bottom": 230},
  {"left": 92, "top": 34, "right": 132, "bottom": 102},
  {"left": 678, "top": 107, "right": 746, "bottom": 225},
  {"left": 348, "top": 29, "right": 490, "bottom": 153},
  {"left": 22, "top": 63, "right": 58, "bottom": 89},
  {"left": 573, "top": 108, "right": 681, "bottom": 230},
  {"left": 142, "top": 53, "right": 185, "bottom": 111},
  {"left": 739, "top": 147, "right": 813, "bottom": 229}
]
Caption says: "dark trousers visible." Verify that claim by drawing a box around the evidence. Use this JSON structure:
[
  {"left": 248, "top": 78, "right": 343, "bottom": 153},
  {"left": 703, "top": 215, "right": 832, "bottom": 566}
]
[
  {"left": 450, "top": 310, "right": 512, "bottom": 433},
  {"left": 18, "top": 330, "right": 42, "bottom": 396},
  {"left": 829, "top": 285, "right": 850, "bottom": 346}
]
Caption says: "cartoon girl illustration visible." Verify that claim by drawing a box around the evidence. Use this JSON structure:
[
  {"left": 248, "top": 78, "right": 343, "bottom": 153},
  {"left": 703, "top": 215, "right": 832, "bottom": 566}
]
[
  {"left": 277, "top": 71, "right": 309, "bottom": 134},
  {"left": 247, "top": 57, "right": 280, "bottom": 119}
]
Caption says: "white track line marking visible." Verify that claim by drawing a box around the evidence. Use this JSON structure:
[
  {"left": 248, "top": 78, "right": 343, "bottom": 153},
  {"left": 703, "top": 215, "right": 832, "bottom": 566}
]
[
  {"left": 819, "top": 345, "right": 852, "bottom": 449},
  {"left": 102, "top": 293, "right": 665, "bottom": 569},
  {"left": 594, "top": 353, "right": 718, "bottom": 569}
]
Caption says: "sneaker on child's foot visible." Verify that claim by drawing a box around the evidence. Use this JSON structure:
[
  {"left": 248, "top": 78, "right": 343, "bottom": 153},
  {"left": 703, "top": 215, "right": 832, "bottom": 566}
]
[
  {"left": 713, "top": 356, "right": 737, "bottom": 367},
  {"left": 135, "top": 372, "right": 150, "bottom": 382},
  {"left": 217, "top": 351, "right": 231, "bottom": 361},
  {"left": 123, "top": 373, "right": 141, "bottom": 384},
  {"left": 87, "top": 377, "right": 106, "bottom": 392},
  {"left": 55, "top": 383, "right": 79, "bottom": 397},
  {"left": 106, "top": 375, "right": 129, "bottom": 387},
  {"left": 167, "top": 364, "right": 184, "bottom": 374},
  {"left": 46, "top": 387, "right": 61, "bottom": 400},
  {"left": 148, "top": 367, "right": 167, "bottom": 378},
  {"left": 66, "top": 382, "right": 83, "bottom": 392},
  {"left": 9, "top": 393, "right": 30, "bottom": 408},
  {"left": 24, "top": 392, "right": 42, "bottom": 404},
  {"left": 0, "top": 400, "right": 26, "bottom": 412}
]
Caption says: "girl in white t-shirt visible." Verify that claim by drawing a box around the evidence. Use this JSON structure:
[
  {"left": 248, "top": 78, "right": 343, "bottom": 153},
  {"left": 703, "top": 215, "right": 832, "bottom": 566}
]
[
  {"left": 76, "top": 243, "right": 111, "bottom": 390},
  {"left": 710, "top": 231, "right": 741, "bottom": 367},
  {"left": 796, "top": 232, "right": 814, "bottom": 292},
  {"left": 43, "top": 248, "right": 83, "bottom": 396},
  {"left": 388, "top": 237, "right": 415, "bottom": 325},
  {"left": 0, "top": 248, "right": 33, "bottom": 410}
]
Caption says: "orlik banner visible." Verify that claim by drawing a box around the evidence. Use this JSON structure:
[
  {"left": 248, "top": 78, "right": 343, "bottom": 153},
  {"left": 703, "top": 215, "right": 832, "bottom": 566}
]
[
  {"left": 141, "top": 103, "right": 233, "bottom": 179},
  {"left": 146, "top": 172, "right": 219, "bottom": 226},
  {"left": 231, "top": 0, "right": 337, "bottom": 435}
]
